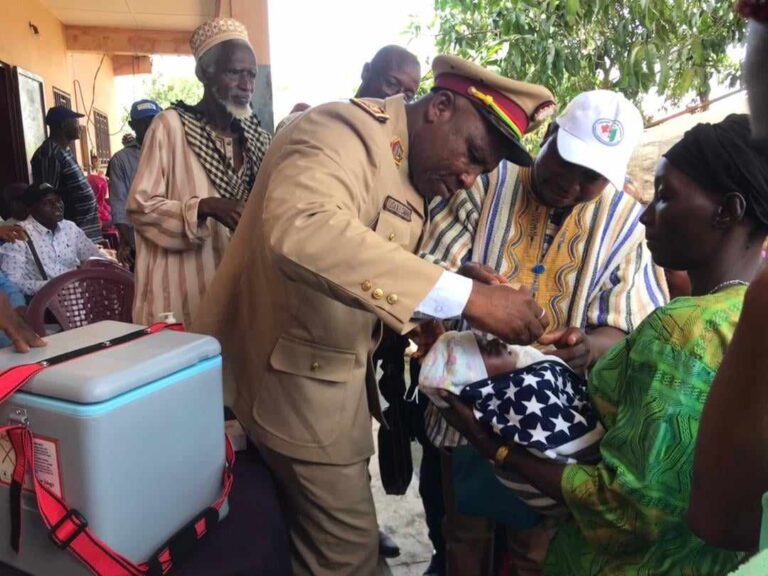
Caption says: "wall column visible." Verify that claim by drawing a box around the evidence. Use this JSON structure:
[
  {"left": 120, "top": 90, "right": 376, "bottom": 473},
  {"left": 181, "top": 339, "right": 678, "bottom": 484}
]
[{"left": 230, "top": 0, "right": 273, "bottom": 133}]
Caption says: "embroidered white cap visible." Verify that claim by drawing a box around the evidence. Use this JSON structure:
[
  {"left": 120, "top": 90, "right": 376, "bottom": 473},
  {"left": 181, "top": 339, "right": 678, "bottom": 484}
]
[{"left": 555, "top": 90, "right": 644, "bottom": 191}]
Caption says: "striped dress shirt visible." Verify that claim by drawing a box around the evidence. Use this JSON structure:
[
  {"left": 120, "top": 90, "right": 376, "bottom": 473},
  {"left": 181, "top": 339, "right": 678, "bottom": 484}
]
[{"left": 422, "top": 160, "right": 669, "bottom": 447}]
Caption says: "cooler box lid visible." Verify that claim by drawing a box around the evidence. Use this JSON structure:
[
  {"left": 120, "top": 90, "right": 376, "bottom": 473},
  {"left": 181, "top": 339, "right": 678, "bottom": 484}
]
[{"left": 0, "top": 321, "right": 221, "bottom": 404}]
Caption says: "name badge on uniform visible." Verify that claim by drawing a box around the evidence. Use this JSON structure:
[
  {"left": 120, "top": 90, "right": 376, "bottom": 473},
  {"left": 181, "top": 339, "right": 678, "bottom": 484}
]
[{"left": 383, "top": 196, "right": 412, "bottom": 222}]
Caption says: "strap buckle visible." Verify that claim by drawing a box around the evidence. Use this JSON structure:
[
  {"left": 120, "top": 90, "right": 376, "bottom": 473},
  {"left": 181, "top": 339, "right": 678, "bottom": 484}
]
[{"left": 49, "top": 508, "right": 88, "bottom": 549}]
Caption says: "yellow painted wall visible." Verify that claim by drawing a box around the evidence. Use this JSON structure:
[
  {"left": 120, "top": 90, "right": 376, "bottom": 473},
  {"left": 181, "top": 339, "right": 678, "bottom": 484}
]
[
  {"left": 0, "top": 0, "right": 120, "bottom": 167},
  {"left": 67, "top": 53, "right": 123, "bottom": 163}
]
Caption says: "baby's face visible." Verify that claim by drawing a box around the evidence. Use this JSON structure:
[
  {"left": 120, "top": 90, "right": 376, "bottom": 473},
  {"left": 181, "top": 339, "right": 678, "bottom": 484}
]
[{"left": 477, "top": 336, "right": 518, "bottom": 377}]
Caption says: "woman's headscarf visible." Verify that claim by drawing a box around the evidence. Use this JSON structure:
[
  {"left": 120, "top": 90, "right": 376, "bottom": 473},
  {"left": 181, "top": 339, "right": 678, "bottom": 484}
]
[{"left": 663, "top": 114, "right": 768, "bottom": 230}]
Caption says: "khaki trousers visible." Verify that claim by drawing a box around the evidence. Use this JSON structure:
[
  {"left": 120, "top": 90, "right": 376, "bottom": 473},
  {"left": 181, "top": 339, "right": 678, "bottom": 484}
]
[{"left": 259, "top": 444, "right": 379, "bottom": 576}]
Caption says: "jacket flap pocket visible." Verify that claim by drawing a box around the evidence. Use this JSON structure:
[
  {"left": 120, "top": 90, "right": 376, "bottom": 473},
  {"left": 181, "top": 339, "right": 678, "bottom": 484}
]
[{"left": 270, "top": 336, "right": 356, "bottom": 383}]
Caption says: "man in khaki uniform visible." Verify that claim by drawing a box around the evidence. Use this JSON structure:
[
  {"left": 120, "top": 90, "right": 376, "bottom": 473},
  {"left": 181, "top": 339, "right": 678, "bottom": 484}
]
[{"left": 193, "top": 56, "right": 555, "bottom": 575}]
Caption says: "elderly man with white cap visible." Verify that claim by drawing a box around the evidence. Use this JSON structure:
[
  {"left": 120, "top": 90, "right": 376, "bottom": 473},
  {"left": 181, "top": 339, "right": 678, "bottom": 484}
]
[
  {"left": 421, "top": 90, "right": 669, "bottom": 576},
  {"left": 127, "top": 17, "right": 271, "bottom": 328}
]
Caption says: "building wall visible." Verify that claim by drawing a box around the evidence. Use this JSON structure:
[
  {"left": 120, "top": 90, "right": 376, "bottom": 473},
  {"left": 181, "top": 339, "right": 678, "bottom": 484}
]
[
  {"left": 231, "top": 0, "right": 274, "bottom": 133},
  {"left": 0, "top": 0, "right": 120, "bottom": 168}
]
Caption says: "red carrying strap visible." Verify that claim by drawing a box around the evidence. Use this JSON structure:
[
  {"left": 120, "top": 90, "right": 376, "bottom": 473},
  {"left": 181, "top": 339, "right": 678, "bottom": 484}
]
[
  {"left": 0, "top": 322, "right": 235, "bottom": 576},
  {"left": 0, "top": 322, "right": 184, "bottom": 405}
]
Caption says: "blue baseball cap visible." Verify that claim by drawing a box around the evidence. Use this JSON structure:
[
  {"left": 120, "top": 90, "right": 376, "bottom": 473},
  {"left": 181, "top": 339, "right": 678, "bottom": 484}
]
[
  {"left": 130, "top": 99, "right": 163, "bottom": 120},
  {"left": 45, "top": 105, "right": 84, "bottom": 126}
]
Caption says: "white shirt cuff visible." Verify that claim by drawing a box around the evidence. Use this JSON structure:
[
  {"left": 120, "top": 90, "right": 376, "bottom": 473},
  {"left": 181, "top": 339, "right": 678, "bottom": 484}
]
[{"left": 415, "top": 270, "right": 473, "bottom": 319}]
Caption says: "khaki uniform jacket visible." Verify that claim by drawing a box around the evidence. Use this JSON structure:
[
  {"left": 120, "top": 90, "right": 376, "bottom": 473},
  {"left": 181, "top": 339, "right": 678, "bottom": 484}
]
[{"left": 193, "top": 96, "right": 444, "bottom": 465}]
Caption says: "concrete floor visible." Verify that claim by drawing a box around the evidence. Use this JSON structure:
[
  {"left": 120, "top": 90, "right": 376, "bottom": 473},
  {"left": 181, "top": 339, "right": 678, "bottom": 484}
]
[{"left": 370, "top": 422, "right": 434, "bottom": 576}]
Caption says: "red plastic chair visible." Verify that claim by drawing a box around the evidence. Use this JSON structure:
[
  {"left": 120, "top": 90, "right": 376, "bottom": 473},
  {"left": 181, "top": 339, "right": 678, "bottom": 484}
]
[
  {"left": 81, "top": 258, "right": 128, "bottom": 272},
  {"left": 25, "top": 267, "right": 135, "bottom": 336}
]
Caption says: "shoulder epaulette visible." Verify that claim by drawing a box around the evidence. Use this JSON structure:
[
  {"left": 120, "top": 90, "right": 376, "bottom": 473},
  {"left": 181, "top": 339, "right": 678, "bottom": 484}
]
[{"left": 350, "top": 98, "right": 390, "bottom": 123}]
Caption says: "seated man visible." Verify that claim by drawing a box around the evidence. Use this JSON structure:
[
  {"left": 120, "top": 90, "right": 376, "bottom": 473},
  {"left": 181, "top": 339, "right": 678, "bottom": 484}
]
[{"left": 0, "top": 183, "right": 103, "bottom": 297}]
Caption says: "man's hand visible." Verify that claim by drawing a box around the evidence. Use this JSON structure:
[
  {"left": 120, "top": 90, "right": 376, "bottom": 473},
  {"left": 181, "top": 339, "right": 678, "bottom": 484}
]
[
  {"left": 116, "top": 238, "right": 134, "bottom": 267},
  {"left": 407, "top": 319, "right": 446, "bottom": 361},
  {"left": 114, "top": 224, "right": 134, "bottom": 267},
  {"left": 463, "top": 282, "right": 548, "bottom": 345},
  {"left": 458, "top": 262, "right": 509, "bottom": 286},
  {"left": 198, "top": 198, "right": 245, "bottom": 230},
  {"left": 0, "top": 225, "right": 27, "bottom": 243},
  {"left": 0, "top": 293, "right": 45, "bottom": 353},
  {"left": 538, "top": 327, "right": 592, "bottom": 374}
]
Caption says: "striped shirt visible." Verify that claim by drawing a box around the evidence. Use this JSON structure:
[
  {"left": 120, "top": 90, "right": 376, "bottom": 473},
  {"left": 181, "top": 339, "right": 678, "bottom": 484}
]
[
  {"left": 127, "top": 110, "right": 240, "bottom": 328},
  {"left": 423, "top": 161, "right": 669, "bottom": 447},
  {"left": 31, "top": 139, "right": 102, "bottom": 243}
]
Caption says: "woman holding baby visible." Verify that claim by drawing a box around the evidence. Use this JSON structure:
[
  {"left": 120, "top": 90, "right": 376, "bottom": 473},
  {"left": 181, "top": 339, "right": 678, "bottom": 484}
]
[{"left": 439, "top": 114, "right": 768, "bottom": 575}]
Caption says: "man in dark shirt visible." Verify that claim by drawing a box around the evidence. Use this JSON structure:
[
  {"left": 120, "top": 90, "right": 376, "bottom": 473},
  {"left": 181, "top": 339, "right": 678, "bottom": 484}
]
[{"left": 30, "top": 106, "right": 102, "bottom": 243}]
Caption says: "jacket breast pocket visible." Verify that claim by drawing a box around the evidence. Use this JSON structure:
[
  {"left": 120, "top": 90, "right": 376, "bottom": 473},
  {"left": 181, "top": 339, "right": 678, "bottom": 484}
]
[
  {"left": 254, "top": 336, "right": 358, "bottom": 447},
  {"left": 374, "top": 210, "right": 412, "bottom": 249}
]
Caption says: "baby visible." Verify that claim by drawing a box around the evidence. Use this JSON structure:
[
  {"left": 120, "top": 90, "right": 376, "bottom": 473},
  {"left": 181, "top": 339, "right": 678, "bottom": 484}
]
[{"left": 419, "top": 331, "right": 604, "bottom": 513}]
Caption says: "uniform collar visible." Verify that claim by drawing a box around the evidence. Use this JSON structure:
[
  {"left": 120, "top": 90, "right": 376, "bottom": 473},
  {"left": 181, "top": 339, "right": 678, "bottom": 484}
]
[{"left": 382, "top": 96, "right": 425, "bottom": 220}]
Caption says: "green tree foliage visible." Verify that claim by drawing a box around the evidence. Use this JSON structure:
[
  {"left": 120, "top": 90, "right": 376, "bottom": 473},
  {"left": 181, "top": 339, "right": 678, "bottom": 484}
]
[
  {"left": 144, "top": 74, "right": 203, "bottom": 109},
  {"left": 414, "top": 0, "right": 746, "bottom": 111},
  {"left": 119, "top": 74, "right": 203, "bottom": 127}
]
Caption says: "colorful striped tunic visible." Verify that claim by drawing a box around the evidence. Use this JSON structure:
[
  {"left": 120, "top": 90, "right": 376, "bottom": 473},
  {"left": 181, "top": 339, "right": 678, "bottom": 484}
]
[
  {"left": 423, "top": 161, "right": 668, "bottom": 447},
  {"left": 545, "top": 287, "right": 747, "bottom": 575},
  {"left": 127, "top": 110, "right": 234, "bottom": 328}
]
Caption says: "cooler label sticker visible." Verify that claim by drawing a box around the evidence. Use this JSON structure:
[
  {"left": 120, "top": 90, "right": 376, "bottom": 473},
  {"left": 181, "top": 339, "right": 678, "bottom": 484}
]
[
  {"left": 0, "top": 433, "right": 63, "bottom": 499},
  {"left": 0, "top": 433, "right": 14, "bottom": 487},
  {"left": 28, "top": 437, "right": 63, "bottom": 499}
]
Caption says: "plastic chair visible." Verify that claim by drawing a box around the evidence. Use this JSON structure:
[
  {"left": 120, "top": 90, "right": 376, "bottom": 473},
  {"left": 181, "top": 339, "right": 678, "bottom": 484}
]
[
  {"left": 81, "top": 258, "right": 128, "bottom": 272},
  {"left": 25, "top": 267, "right": 135, "bottom": 336}
]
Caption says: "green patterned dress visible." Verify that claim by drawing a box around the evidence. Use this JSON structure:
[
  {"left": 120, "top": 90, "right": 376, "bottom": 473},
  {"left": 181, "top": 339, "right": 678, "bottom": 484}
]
[{"left": 545, "top": 287, "right": 747, "bottom": 575}]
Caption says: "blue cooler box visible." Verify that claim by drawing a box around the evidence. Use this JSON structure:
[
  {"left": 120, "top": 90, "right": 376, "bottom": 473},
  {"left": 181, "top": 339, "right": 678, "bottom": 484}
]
[{"left": 0, "top": 321, "right": 227, "bottom": 575}]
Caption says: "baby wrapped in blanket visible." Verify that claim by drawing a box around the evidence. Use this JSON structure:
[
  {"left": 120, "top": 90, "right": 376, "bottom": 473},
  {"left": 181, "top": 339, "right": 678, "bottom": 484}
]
[{"left": 419, "top": 331, "right": 604, "bottom": 513}]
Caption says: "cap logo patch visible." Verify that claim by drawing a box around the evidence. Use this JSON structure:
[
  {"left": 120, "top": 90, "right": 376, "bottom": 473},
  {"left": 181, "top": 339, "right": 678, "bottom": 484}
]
[{"left": 593, "top": 119, "right": 624, "bottom": 146}]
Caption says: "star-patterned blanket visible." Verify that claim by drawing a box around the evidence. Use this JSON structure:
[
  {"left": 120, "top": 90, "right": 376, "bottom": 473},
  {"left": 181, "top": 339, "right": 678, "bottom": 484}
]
[{"left": 460, "top": 360, "right": 604, "bottom": 514}]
